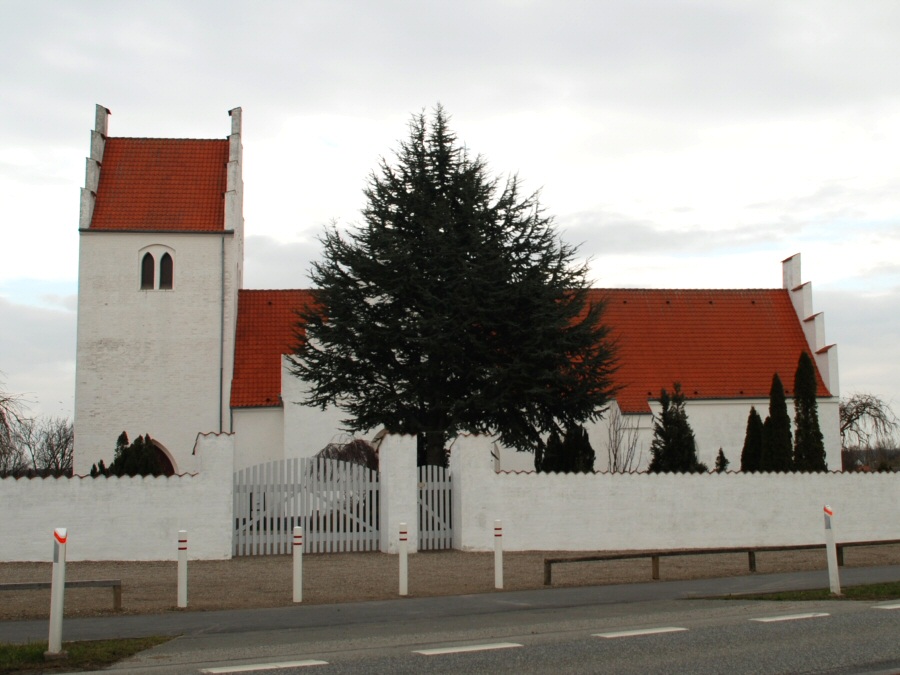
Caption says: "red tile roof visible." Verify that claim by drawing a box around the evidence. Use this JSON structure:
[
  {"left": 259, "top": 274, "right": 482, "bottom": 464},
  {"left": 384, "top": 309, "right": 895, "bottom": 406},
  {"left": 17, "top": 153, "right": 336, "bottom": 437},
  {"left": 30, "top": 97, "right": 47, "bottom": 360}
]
[
  {"left": 231, "top": 287, "right": 830, "bottom": 412},
  {"left": 231, "top": 290, "right": 318, "bottom": 408},
  {"left": 597, "top": 288, "right": 829, "bottom": 413},
  {"left": 91, "top": 138, "right": 229, "bottom": 231}
]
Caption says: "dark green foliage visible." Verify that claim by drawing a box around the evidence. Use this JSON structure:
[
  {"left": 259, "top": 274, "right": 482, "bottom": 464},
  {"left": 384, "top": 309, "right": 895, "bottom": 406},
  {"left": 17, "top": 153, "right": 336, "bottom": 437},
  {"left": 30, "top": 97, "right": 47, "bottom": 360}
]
[
  {"left": 740, "top": 406, "right": 764, "bottom": 471},
  {"left": 90, "top": 432, "right": 172, "bottom": 477},
  {"left": 715, "top": 448, "right": 729, "bottom": 473},
  {"left": 793, "top": 352, "right": 827, "bottom": 471},
  {"left": 290, "top": 106, "right": 617, "bottom": 466},
  {"left": 536, "top": 424, "right": 595, "bottom": 473},
  {"left": 760, "top": 374, "right": 793, "bottom": 471},
  {"left": 648, "top": 384, "right": 707, "bottom": 473}
]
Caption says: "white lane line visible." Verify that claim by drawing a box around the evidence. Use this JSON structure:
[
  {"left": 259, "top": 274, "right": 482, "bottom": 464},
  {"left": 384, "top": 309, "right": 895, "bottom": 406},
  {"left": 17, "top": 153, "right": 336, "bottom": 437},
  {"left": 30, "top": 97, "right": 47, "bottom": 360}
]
[
  {"left": 594, "top": 627, "right": 688, "bottom": 639},
  {"left": 199, "top": 661, "right": 328, "bottom": 673},
  {"left": 874, "top": 602, "right": 900, "bottom": 610},
  {"left": 414, "top": 642, "right": 523, "bottom": 656},
  {"left": 752, "top": 612, "right": 830, "bottom": 623}
]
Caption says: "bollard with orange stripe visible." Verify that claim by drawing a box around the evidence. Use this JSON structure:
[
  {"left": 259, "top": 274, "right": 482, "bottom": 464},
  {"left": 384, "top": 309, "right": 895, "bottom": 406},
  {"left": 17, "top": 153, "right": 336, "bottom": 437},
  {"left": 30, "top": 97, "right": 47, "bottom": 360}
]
[
  {"left": 293, "top": 526, "right": 304, "bottom": 603},
  {"left": 46, "top": 528, "right": 68, "bottom": 658},
  {"left": 494, "top": 520, "right": 504, "bottom": 589},
  {"left": 177, "top": 530, "right": 188, "bottom": 608},
  {"left": 399, "top": 522, "right": 409, "bottom": 596}
]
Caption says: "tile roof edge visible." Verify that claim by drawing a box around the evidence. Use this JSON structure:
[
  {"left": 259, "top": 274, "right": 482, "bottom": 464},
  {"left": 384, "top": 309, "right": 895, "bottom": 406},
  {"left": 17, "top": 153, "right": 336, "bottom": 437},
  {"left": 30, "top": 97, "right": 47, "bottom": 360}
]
[
  {"left": 107, "top": 136, "right": 228, "bottom": 142},
  {"left": 80, "top": 229, "right": 235, "bottom": 235}
]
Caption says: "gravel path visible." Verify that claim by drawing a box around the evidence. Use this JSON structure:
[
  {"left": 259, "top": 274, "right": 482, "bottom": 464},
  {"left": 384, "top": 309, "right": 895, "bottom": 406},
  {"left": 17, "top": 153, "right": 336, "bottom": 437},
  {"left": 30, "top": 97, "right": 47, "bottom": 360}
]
[{"left": 1, "top": 545, "right": 898, "bottom": 622}]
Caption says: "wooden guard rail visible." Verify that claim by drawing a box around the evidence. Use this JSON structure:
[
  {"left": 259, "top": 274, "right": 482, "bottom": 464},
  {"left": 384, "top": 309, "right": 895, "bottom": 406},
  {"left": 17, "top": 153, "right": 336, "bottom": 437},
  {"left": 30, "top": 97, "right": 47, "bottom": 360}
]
[
  {"left": 543, "top": 539, "right": 900, "bottom": 586},
  {"left": 0, "top": 579, "right": 122, "bottom": 610}
]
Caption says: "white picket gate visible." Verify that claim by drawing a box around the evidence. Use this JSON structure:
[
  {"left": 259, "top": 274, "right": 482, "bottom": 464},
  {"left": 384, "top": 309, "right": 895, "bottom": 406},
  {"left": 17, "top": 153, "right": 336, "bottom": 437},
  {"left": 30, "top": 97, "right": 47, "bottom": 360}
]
[
  {"left": 417, "top": 465, "right": 452, "bottom": 550},
  {"left": 233, "top": 458, "right": 380, "bottom": 555}
]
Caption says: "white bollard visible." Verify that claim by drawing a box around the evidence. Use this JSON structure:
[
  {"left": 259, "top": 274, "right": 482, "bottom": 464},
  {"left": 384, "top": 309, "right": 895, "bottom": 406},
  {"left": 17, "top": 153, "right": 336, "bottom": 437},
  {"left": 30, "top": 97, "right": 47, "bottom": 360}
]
[
  {"left": 494, "top": 520, "right": 504, "bottom": 590},
  {"left": 46, "top": 528, "right": 68, "bottom": 658},
  {"left": 293, "top": 526, "right": 304, "bottom": 603},
  {"left": 177, "top": 530, "right": 188, "bottom": 608},
  {"left": 823, "top": 505, "right": 841, "bottom": 595},
  {"left": 399, "top": 522, "right": 409, "bottom": 596}
]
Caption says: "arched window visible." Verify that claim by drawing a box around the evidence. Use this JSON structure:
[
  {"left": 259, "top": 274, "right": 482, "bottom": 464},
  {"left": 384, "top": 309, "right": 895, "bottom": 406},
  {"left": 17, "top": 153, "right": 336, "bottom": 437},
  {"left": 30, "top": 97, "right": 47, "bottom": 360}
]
[
  {"left": 159, "top": 252, "right": 174, "bottom": 289},
  {"left": 141, "top": 253, "right": 155, "bottom": 289}
]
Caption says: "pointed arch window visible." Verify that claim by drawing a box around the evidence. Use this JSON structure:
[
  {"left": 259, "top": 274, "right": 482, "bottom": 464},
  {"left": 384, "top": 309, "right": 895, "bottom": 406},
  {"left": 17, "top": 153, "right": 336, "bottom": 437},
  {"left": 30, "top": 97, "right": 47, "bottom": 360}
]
[
  {"left": 159, "top": 253, "right": 174, "bottom": 289},
  {"left": 141, "top": 253, "right": 155, "bottom": 289}
]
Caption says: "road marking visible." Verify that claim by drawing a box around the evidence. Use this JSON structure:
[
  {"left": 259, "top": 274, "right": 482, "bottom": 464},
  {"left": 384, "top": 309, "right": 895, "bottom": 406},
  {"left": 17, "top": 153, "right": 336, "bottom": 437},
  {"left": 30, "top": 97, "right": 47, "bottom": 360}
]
[
  {"left": 751, "top": 612, "right": 830, "bottom": 623},
  {"left": 594, "top": 627, "right": 688, "bottom": 639},
  {"left": 874, "top": 602, "right": 900, "bottom": 610},
  {"left": 199, "top": 661, "right": 328, "bottom": 673},
  {"left": 414, "top": 642, "right": 523, "bottom": 655}
]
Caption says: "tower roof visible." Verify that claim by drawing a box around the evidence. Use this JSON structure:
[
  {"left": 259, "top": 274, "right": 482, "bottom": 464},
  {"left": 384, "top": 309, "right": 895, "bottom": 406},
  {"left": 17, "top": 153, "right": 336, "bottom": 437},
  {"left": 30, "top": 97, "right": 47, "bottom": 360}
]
[{"left": 90, "top": 137, "right": 229, "bottom": 232}]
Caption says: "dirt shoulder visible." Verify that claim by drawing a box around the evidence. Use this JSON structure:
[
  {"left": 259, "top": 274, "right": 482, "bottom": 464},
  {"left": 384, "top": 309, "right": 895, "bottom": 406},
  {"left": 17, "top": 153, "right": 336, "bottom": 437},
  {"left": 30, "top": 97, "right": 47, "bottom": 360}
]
[{"left": 1, "top": 544, "right": 899, "bottom": 622}]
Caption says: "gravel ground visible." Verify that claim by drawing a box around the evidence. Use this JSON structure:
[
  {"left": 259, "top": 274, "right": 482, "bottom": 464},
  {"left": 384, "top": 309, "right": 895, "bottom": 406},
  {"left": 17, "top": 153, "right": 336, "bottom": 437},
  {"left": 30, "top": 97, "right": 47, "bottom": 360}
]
[{"left": 1, "top": 544, "right": 898, "bottom": 622}]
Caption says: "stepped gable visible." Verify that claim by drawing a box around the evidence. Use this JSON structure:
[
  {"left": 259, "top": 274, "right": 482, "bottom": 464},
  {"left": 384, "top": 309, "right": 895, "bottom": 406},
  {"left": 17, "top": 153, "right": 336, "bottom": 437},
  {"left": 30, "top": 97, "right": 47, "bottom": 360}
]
[
  {"left": 90, "top": 137, "right": 229, "bottom": 231},
  {"left": 596, "top": 288, "right": 830, "bottom": 413},
  {"left": 231, "top": 289, "right": 318, "bottom": 408}
]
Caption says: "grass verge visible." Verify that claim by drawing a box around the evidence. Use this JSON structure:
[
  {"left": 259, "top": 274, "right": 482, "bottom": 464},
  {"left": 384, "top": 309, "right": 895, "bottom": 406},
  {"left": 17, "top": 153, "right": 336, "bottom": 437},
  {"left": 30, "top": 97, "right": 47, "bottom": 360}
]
[
  {"left": 724, "top": 580, "right": 900, "bottom": 602},
  {"left": 0, "top": 636, "right": 172, "bottom": 674}
]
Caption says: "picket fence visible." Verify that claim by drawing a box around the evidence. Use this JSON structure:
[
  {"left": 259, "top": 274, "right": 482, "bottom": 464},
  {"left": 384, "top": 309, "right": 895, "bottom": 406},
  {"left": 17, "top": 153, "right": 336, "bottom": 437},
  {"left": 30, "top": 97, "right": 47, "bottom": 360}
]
[
  {"left": 417, "top": 464, "right": 452, "bottom": 550},
  {"left": 233, "top": 458, "right": 380, "bottom": 555}
]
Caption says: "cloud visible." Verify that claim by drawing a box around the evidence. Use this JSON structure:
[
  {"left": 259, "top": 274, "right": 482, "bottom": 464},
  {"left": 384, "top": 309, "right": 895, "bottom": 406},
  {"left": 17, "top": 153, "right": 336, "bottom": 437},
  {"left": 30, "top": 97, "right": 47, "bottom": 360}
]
[{"left": 0, "top": 297, "right": 76, "bottom": 419}]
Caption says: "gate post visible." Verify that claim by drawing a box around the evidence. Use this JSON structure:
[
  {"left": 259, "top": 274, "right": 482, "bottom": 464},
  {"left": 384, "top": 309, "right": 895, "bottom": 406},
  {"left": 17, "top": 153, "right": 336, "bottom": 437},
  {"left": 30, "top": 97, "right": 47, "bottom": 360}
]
[{"left": 379, "top": 435, "right": 418, "bottom": 554}]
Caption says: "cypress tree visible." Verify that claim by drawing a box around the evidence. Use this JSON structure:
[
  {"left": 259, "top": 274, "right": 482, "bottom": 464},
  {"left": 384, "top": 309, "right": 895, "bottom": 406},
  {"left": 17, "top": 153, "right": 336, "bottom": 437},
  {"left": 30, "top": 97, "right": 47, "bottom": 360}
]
[
  {"left": 793, "top": 351, "right": 827, "bottom": 471},
  {"left": 563, "top": 424, "right": 596, "bottom": 473},
  {"left": 760, "top": 374, "right": 793, "bottom": 471},
  {"left": 648, "top": 384, "right": 706, "bottom": 473},
  {"left": 740, "top": 406, "right": 764, "bottom": 471}
]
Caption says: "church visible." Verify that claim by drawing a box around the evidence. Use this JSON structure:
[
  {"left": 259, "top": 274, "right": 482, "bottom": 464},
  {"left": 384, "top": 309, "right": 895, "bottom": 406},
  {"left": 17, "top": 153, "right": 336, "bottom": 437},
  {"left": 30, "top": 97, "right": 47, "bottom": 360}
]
[{"left": 72, "top": 106, "right": 841, "bottom": 476}]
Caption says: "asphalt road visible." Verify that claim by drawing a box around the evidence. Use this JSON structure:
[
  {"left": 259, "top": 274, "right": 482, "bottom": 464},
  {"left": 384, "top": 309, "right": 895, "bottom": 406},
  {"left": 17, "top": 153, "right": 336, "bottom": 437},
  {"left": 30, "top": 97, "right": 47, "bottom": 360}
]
[{"left": 2, "top": 564, "right": 899, "bottom": 674}]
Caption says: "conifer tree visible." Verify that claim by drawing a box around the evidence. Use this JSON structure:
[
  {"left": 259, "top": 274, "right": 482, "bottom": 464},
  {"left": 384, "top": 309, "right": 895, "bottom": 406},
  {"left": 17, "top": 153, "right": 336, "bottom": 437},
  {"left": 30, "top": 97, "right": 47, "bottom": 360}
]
[
  {"left": 740, "top": 406, "right": 764, "bottom": 471},
  {"left": 536, "top": 424, "right": 596, "bottom": 473},
  {"left": 760, "top": 374, "right": 793, "bottom": 471},
  {"left": 90, "top": 432, "right": 171, "bottom": 477},
  {"left": 291, "top": 106, "right": 618, "bottom": 465},
  {"left": 648, "top": 384, "right": 707, "bottom": 473},
  {"left": 715, "top": 448, "right": 729, "bottom": 473},
  {"left": 793, "top": 351, "right": 827, "bottom": 471}
]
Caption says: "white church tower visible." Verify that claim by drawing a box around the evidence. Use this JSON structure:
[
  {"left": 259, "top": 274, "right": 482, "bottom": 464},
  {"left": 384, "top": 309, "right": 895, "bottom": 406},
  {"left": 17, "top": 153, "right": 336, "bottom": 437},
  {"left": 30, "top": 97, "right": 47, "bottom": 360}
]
[{"left": 73, "top": 105, "right": 244, "bottom": 474}]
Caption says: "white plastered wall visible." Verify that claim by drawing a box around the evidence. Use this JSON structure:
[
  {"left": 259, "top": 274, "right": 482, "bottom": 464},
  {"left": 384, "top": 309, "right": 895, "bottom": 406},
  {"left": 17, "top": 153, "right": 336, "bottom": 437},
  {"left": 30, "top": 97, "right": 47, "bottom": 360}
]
[
  {"left": 74, "top": 230, "right": 239, "bottom": 474},
  {"left": 0, "top": 433, "right": 234, "bottom": 561},
  {"left": 451, "top": 435, "right": 900, "bottom": 552},
  {"left": 232, "top": 407, "right": 284, "bottom": 470}
]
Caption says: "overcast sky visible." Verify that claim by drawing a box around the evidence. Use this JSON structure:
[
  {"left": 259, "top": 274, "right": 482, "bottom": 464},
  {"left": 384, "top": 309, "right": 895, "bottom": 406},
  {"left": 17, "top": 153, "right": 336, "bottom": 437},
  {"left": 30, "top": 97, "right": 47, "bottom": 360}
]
[{"left": 2, "top": 0, "right": 899, "bottom": 420}]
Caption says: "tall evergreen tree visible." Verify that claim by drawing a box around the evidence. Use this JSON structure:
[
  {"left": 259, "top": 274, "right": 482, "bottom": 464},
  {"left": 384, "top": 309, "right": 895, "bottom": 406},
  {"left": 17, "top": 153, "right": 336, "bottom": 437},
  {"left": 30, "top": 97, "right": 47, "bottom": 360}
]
[
  {"left": 740, "top": 406, "right": 764, "bottom": 471},
  {"left": 290, "top": 107, "right": 618, "bottom": 465},
  {"left": 648, "top": 384, "right": 706, "bottom": 473},
  {"left": 793, "top": 351, "right": 827, "bottom": 471},
  {"left": 760, "top": 374, "right": 793, "bottom": 471},
  {"left": 536, "top": 424, "right": 596, "bottom": 473}
]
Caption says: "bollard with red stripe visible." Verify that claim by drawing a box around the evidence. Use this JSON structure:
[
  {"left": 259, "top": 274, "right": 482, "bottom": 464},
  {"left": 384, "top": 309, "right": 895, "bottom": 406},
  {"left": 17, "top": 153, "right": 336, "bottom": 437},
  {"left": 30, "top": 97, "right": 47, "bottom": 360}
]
[
  {"left": 46, "top": 528, "right": 68, "bottom": 658},
  {"left": 494, "top": 520, "right": 504, "bottom": 589},
  {"left": 823, "top": 505, "right": 841, "bottom": 595},
  {"left": 177, "top": 530, "right": 188, "bottom": 608},
  {"left": 399, "top": 522, "right": 409, "bottom": 596},
  {"left": 293, "top": 526, "right": 304, "bottom": 603}
]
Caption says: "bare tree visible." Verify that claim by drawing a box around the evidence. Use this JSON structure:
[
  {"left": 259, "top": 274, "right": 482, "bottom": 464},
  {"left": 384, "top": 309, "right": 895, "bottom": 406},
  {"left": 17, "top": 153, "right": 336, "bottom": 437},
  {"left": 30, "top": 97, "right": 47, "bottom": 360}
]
[
  {"left": 33, "top": 417, "right": 74, "bottom": 473},
  {"left": 0, "top": 381, "right": 28, "bottom": 474},
  {"left": 606, "top": 405, "right": 642, "bottom": 473},
  {"left": 839, "top": 393, "right": 898, "bottom": 450}
]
